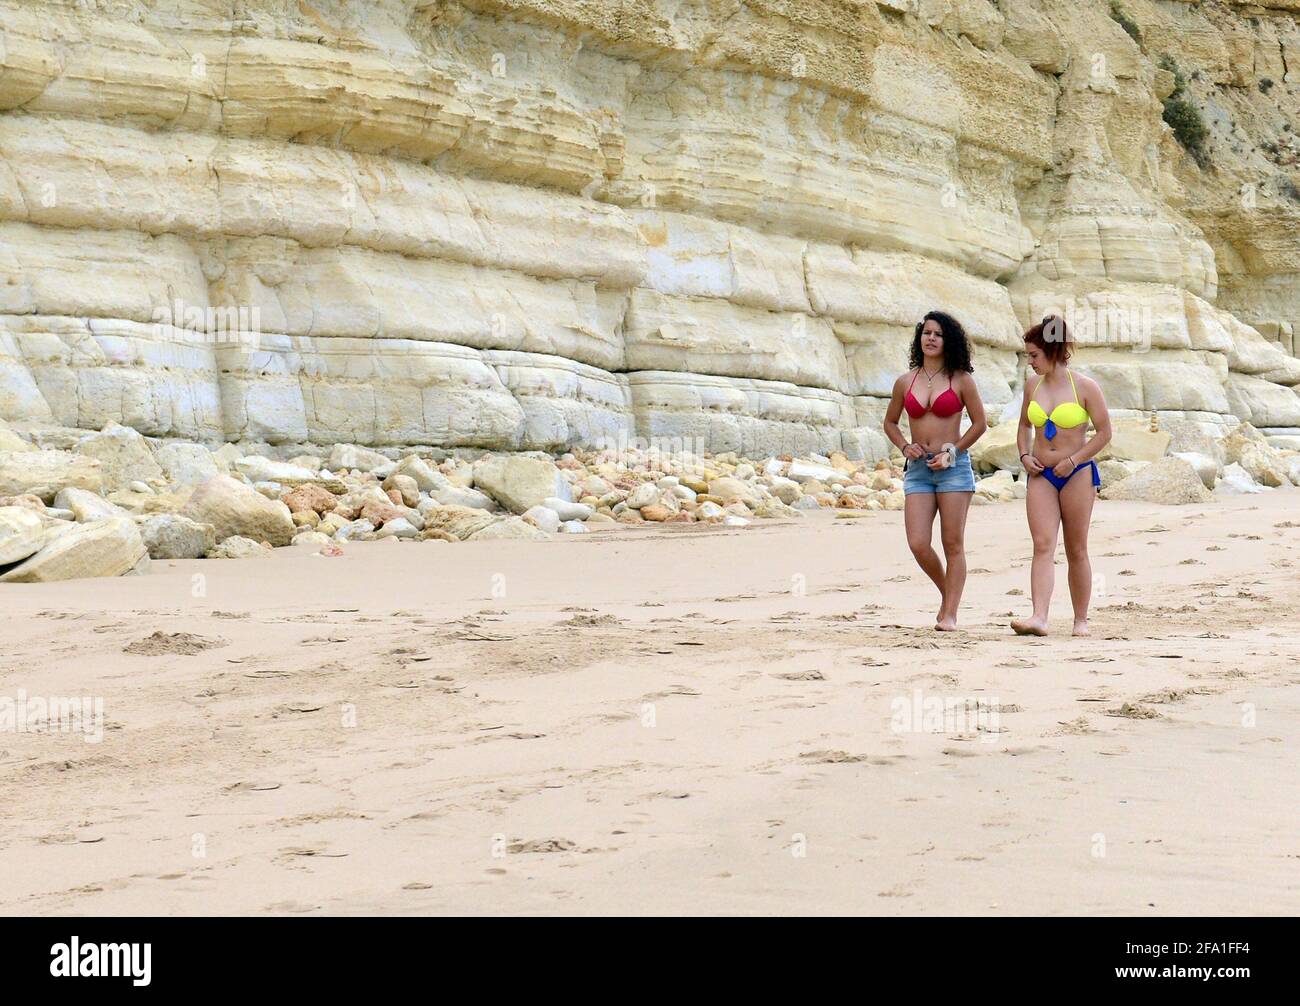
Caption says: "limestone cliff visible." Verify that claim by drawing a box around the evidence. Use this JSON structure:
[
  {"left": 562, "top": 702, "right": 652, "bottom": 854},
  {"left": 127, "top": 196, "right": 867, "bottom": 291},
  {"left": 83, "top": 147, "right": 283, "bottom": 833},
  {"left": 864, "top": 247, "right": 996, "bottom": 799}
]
[{"left": 1, "top": 0, "right": 1296, "bottom": 456}]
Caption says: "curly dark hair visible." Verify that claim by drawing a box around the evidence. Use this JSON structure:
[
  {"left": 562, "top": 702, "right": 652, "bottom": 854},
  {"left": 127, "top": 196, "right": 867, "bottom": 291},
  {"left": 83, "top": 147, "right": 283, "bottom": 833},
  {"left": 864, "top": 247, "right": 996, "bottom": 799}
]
[{"left": 908, "top": 311, "right": 974, "bottom": 374}]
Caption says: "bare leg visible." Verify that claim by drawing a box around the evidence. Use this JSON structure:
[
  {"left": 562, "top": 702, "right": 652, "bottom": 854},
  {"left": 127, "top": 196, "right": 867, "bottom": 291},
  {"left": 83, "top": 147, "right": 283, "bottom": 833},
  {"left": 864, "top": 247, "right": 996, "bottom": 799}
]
[
  {"left": 1059, "top": 467, "right": 1098, "bottom": 636},
  {"left": 935, "top": 491, "right": 972, "bottom": 630},
  {"left": 904, "top": 493, "right": 945, "bottom": 604},
  {"left": 1011, "top": 474, "right": 1060, "bottom": 636}
]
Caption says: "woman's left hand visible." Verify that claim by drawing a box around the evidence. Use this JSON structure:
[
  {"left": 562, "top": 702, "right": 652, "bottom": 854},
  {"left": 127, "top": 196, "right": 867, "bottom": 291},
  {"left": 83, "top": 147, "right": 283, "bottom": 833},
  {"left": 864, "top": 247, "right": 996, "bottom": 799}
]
[
  {"left": 926, "top": 452, "right": 952, "bottom": 471},
  {"left": 1052, "top": 457, "right": 1078, "bottom": 478}
]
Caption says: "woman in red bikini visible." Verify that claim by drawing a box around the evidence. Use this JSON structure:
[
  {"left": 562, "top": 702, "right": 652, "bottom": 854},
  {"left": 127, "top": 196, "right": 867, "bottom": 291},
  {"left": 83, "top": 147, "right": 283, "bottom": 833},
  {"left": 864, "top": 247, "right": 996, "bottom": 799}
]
[
  {"left": 883, "top": 311, "right": 988, "bottom": 631},
  {"left": 1011, "top": 315, "right": 1113, "bottom": 638}
]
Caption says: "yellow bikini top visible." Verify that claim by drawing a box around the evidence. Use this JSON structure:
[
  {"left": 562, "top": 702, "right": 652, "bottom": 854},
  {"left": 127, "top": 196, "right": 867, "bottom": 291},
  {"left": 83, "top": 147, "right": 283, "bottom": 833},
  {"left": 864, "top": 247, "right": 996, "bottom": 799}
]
[{"left": 1028, "top": 370, "right": 1089, "bottom": 432}]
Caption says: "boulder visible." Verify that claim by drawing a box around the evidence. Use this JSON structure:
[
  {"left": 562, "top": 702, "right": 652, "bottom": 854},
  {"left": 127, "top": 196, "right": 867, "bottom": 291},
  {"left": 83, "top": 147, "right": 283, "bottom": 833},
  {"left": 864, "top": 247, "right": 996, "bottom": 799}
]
[
  {"left": 471, "top": 455, "right": 570, "bottom": 514},
  {"left": 418, "top": 503, "right": 500, "bottom": 541},
  {"left": 0, "top": 506, "right": 46, "bottom": 565},
  {"left": 431, "top": 484, "right": 497, "bottom": 509},
  {"left": 466, "top": 517, "right": 550, "bottom": 541},
  {"left": 708, "top": 476, "right": 759, "bottom": 505},
  {"left": 544, "top": 497, "right": 592, "bottom": 521},
  {"left": 1216, "top": 463, "right": 1265, "bottom": 495},
  {"left": 328, "top": 443, "right": 394, "bottom": 475},
  {"left": 53, "top": 487, "right": 125, "bottom": 522},
  {"left": 1099, "top": 457, "right": 1213, "bottom": 504},
  {"left": 206, "top": 535, "right": 273, "bottom": 559},
  {"left": 0, "top": 420, "right": 34, "bottom": 453},
  {"left": 0, "top": 450, "right": 103, "bottom": 501},
  {"left": 235, "top": 456, "right": 342, "bottom": 489},
  {"left": 1099, "top": 419, "right": 1171, "bottom": 463},
  {"left": 382, "top": 473, "right": 421, "bottom": 507},
  {"left": 0, "top": 516, "right": 148, "bottom": 582},
  {"left": 786, "top": 459, "right": 842, "bottom": 483},
  {"left": 282, "top": 484, "right": 339, "bottom": 515},
  {"left": 180, "top": 475, "right": 295, "bottom": 546},
  {"left": 1220, "top": 423, "right": 1293, "bottom": 487},
  {"left": 1095, "top": 459, "right": 1134, "bottom": 489},
  {"left": 154, "top": 441, "right": 221, "bottom": 485},
  {"left": 975, "top": 469, "right": 1017, "bottom": 502},
  {"left": 139, "top": 514, "right": 217, "bottom": 560},
  {"left": 292, "top": 530, "right": 333, "bottom": 549},
  {"left": 626, "top": 483, "right": 660, "bottom": 509},
  {"left": 392, "top": 456, "right": 449, "bottom": 492},
  {"left": 375, "top": 516, "right": 418, "bottom": 539},
  {"left": 522, "top": 505, "right": 561, "bottom": 533},
  {"left": 968, "top": 421, "right": 1022, "bottom": 472},
  {"left": 1170, "top": 452, "right": 1219, "bottom": 490},
  {"left": 74, "top": 422, "right": 163, "bottom": 493}
]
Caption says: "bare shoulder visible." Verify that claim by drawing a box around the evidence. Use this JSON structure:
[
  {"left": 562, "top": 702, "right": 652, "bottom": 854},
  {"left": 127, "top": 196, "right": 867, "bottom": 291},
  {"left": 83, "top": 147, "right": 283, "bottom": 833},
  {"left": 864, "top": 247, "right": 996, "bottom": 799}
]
[
  {"left": 953, "top": 370, "right": 980, "bottom": 392},
  {"left": 893, "top": 369, "right": 916, "bottom": 391},
  {"left": 1074, "top": 371, "right": 1105, "bottom": 400}
]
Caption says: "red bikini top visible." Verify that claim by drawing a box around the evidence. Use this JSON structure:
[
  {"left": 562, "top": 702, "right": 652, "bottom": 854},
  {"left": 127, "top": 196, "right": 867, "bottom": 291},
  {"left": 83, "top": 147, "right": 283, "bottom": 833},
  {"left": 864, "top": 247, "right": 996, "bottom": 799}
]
[{"left": 903, "top": 368, "right": 962, "bottom": 419}]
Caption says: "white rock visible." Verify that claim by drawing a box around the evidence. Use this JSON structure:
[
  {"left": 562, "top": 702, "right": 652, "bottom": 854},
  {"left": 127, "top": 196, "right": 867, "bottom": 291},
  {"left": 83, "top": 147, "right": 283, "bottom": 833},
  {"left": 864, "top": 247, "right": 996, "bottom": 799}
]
[
  {"left": 559, "top": 519, "right": 589, "bottom": 533},
  {"left": 466, "top": 516, "right": 550, "bottom": 541},
  {"left": 0, "top": 506, "right": 46, "bottom": 565},
  {"left": 127, "top": 480, "right": 153, "bottom": 495},
  {"left": 328, "top": 443, "right": 394, "bottom": 474},
  {"left": 1171, "top": 452, "right": 1220, "bottom": 490},
  {"left": 0, "top": 516, "right": 148, "bottom": 582},
  {"left": 235, "top": 455, "right": 330, "bottom": 487},
  {"left": 207, "top": 535, "right": 272, "bottom": 559},
  {"left": 1216, "top": 463, "right": 1265, "bottom": 495},
  {"left": 697, "top": 501, "right": 724, "bottom": 519},
  {"left": 787, "top": 460, "right": 841, "bottom": 483},
  {"left": 139, "top": 514, "right": 217, "bottom": 559},
  {"left": 335, "top": 519, "right": 376, "bottom": 540},
  {"left": 472, "top": 455, "right": 570, "bottom": 513},
  {"left": 179, "top": 475, "right": 296, "bottom": 546},
  {"left": 722, "top": 515, "right": 751, "bottom": 527},
  {"left": 74, "top": 423, "right": 162, "bottom": 493},
  {"left": 626, "top": 484, "right": 660, "bottom": 509},
  {"left": 543, "top": 497, "right": 592, "bottom": 521},
  {"left": 392, "top": 455, "right": 450, "bottom": 492},
  {"left": 522, "top": 505, "right": 561, "bottom": 534},
  {"left": 0, "top": 450, "right": 103, "bottom": 501},
  {"left": 54, "top": 487, "right": 125, "bottom": 522},
  {"left": 292, "top": 530, "right": 333, "bottom": 549},
  {"left": 376, "top": 516, "right": 418, "bottom": 539},
  {"left": 431, "top": 485, "right": 497, "bottom": 510}
]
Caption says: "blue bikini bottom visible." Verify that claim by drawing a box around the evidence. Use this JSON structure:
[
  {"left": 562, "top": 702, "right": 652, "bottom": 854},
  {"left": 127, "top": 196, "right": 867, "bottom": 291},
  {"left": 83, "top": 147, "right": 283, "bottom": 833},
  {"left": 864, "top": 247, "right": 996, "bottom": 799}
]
[{"left": 1042, "top": 460, "right": 1100, "bottom": 492}]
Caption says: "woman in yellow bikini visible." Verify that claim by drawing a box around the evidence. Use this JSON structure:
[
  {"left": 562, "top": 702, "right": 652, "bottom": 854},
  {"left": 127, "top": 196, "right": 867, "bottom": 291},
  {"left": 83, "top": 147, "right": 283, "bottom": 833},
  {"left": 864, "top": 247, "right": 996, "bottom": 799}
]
[{"left": 1011, "top": 316, "right": 1112, "bottom": 638}]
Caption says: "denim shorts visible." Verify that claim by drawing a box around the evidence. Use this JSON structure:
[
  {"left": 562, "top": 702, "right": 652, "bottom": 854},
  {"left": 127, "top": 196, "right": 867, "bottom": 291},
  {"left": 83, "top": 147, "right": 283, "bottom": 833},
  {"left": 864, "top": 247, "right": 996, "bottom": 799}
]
[{"left": 903, "top": 449, "right": 976, "bottom": 495}]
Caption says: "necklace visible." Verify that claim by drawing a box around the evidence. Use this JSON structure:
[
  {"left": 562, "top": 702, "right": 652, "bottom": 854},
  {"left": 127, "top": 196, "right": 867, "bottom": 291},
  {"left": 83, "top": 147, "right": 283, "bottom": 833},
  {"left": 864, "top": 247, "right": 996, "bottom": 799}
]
[{"left": 921, "top": 365, "right": 943, "bottom": 384}]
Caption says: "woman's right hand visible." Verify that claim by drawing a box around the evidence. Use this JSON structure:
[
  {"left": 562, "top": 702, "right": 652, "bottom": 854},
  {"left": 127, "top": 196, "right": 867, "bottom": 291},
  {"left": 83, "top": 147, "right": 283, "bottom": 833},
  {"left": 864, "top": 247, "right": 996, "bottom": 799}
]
[
  {"left": 903, "top": 443, "right": 926, "bottom": 461},
  {"left": 1022, "top": 453, "right": 1045, "bottom": 475}
]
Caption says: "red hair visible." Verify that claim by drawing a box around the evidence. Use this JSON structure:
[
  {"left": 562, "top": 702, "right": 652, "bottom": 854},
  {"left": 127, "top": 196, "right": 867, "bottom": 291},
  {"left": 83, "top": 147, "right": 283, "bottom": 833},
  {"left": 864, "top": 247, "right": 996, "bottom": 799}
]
[{"left": 1023, "top": 314, "right": 1072, "bottom": 364}]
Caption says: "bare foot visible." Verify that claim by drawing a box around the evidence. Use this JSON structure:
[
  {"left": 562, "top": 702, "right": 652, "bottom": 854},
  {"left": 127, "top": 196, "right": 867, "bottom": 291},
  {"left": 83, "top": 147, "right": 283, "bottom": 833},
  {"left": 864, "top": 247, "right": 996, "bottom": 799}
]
[
  {"left": 1072, "top": 619, "right": 1090, "bottom": 637},
  {"left": 1011, "top": 616, "right": 1049, "bottom": 636},
  {"left": 935, "top": 614, "right": 958, "bottom": 632}
]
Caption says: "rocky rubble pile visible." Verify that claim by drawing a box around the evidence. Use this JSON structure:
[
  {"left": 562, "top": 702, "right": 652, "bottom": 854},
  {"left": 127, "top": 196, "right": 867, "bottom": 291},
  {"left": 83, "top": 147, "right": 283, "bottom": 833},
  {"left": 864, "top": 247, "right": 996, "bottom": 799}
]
[
  {"left": 1, "top": 414, "right": 1295, "bottom": 583},
  {"left": 0, "top": 418, "right": 924, "bottom": 583}
]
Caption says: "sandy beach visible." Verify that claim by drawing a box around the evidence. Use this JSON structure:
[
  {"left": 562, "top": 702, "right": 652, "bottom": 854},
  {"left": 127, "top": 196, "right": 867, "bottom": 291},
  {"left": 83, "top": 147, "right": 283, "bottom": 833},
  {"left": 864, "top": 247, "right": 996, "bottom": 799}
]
[{"left": 2, "top": 491, "right": 1298, "bottom": 916}]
